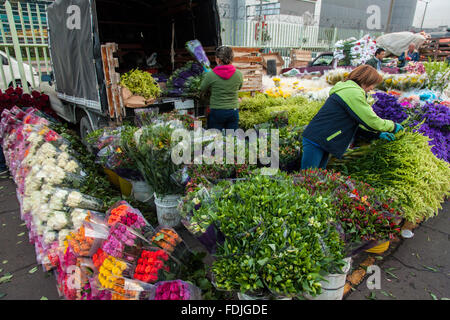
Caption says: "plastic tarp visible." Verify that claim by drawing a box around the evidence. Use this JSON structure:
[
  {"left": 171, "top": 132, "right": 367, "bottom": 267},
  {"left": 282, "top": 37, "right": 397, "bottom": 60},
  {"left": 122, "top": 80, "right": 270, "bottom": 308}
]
[
  {"left": 47, "top": 0, "right": 102, "bottom": 110},
  {"left": 376, "top": 32, "right": 426, "bottom": 56}
]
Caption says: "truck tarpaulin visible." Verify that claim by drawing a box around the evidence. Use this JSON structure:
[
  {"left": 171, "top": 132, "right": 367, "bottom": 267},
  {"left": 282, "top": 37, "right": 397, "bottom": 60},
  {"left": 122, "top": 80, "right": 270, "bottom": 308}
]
[
  {"left": 47, "top": 0, "right": 102, "bottom": 110},
  {"left": 376, "top": 32, "right": 427, "bottom": 57}
]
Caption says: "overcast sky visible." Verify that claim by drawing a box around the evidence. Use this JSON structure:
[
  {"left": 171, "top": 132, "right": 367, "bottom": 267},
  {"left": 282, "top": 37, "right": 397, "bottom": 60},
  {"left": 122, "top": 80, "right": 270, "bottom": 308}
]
[{"left": 412, "top": 0, "right": 450, "bottom": 28}]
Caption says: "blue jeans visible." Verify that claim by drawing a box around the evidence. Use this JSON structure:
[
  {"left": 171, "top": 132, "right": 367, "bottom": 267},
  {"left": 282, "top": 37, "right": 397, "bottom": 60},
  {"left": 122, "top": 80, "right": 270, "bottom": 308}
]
[
  {"left": 207, "top": 108, "right": 239, "bottom": 131},
  {"left": 301, "top": 138, "right": 330, "bottom": 170},
  {"left": 0, "top": 145, "right": 6, "bottom": 171}
]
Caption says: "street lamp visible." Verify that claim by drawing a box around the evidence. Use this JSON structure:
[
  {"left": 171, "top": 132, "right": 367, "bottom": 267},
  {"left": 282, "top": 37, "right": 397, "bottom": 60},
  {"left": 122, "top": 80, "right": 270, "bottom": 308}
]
[{"left": 419, "top": 0, "right": 430, "bottom": 30}]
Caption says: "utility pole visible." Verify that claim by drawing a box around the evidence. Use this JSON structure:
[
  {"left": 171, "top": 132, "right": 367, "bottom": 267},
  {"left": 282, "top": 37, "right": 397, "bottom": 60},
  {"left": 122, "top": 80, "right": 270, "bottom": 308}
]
[
  {"left": 385, "top": 0, "right": 395, "bottom": 33},
  {"left": 420, "top": 0, "right": 430, "bottom": 30}
]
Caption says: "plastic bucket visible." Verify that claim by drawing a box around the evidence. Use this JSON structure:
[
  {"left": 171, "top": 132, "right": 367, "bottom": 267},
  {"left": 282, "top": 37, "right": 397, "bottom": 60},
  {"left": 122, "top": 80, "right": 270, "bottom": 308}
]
[
  {"left": 131, "top": 180, "right": 154, "bottom": 203},
  {"left": 154, "top": 194, "right": 182, "bottom": 227},
  {"left": 103, "top": 168, "right": 120, "bottom": 188},
  {"left": 365, "top": 241, "right": 390, "bottom": 254},
  {"left": 304, "top": 257, "right": 352, "bottom": 300},
  {"left": 118, "top": 176, "right": 133, "bottom": 197}
]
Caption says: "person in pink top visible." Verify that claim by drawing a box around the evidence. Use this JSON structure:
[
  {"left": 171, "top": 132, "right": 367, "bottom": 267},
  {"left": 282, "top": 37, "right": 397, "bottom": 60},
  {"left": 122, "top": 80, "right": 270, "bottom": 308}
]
[{"left": 200, "top": 46, "right": 243, "bottom": 131}]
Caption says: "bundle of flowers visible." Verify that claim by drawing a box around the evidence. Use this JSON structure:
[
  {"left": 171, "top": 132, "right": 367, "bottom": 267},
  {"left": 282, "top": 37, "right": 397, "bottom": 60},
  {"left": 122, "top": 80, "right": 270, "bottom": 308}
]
[
  {"left": 324, "top": 68, "right": 351, "bottom": 85},
  {"left": 334, "top": 35, "right": 377, "bottom": 66},
  {"left": 0, "top": 87, "right": 53, "bottom": 118},
  {"left": 423, "top": 60, "right": 450, "bottom": 93},
  {"left": 404, "top": 61, "right": 426, "bottom": 74},
  {"left": 330, "top": 131, "right": 450, "bottom": 222},
  {"left": 378, "top": 73, "right": 427, "bottom": 92},
  {"left": 292, "top": 169, "right": 402, "bottom": 251},
  {"left": 192, "top": 175, "right": 346, "bottom": 298},
  {"left": 121, "top": 123, "right": 185, "bottom": 197},
  {"left": 101, "top": 222, "right": 150, "bottom": 263},
  {"left": 165, "top": 61, "right": 205, "bottom": 97},
  {"left": 132, "top": 248, "right": 176, "bottom": 283},
  {"left": 105, "top": 200, "right": 154, "bottom": 236},
  {"left": 120, "top": 69, "right": 161, "bottom": 105},
  {"left": 372, "top": 92, "right": 449, "bottom": 162},
  {"left": 151, "top": 280, "right": 202, "bottom": 300}
]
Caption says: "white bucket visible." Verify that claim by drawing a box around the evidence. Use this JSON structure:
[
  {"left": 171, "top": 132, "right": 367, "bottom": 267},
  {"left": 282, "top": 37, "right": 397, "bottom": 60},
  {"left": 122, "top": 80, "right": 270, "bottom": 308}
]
[
  {"left": 154, "top": 193, "right": 182, "bottom": 227},
  {"left": 304, "top": 257, "right": 352, "bottom": 300},
  {"left": 131, "top": 180, "right": 154, "bottom": 203}
]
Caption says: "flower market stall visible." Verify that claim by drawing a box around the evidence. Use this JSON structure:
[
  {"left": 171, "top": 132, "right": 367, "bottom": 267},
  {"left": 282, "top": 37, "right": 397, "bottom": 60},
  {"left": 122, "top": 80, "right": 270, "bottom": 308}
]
[{"left": 0, "top": 41, "right": 449, "bottom": 300}]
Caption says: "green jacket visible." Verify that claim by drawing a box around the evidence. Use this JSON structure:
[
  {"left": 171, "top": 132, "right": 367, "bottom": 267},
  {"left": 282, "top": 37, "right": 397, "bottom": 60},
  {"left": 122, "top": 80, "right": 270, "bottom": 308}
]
[
  {"left": 303, "top": 80, "right": 395, "bottom": 158},
  {"left": 199, "top": 69, "right": 243, "bottom": 110}
]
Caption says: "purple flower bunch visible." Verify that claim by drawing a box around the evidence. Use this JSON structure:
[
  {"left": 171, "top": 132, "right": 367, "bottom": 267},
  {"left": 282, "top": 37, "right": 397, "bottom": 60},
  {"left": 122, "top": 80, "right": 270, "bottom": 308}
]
[
  {"left": 154, "top": 280, "right": 191, "bottom": 300},
  {"left": 102, "top": 223, "right": 138, "bottom": 258},
  {"left": 372, "top": 92, "right": 408, "bottom": 123},
  {"left": 411, "top": 103, "right": 450, "bottom": 162}
]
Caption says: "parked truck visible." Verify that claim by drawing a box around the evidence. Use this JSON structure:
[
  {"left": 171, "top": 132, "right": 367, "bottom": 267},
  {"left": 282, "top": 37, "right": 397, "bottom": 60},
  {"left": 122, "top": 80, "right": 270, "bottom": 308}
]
[{"left": 42, "top": 0, "right": 221, "bottom": 140}]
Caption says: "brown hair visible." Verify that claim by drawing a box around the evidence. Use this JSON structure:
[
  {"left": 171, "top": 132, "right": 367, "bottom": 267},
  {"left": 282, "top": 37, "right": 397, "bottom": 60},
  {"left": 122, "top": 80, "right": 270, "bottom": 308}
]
[
  {"left": 346, "top": 65, "right": 383, "bottom": 88},
  {"left": 216, "top": 46, "right": 234, "bottom": 65}
]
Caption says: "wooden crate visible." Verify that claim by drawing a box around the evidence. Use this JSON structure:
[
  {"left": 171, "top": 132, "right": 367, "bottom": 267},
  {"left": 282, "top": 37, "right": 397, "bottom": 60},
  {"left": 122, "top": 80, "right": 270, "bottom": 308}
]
[
  {"left": 101, "top": 43, "right": 125, "bottom": 121},
  {"left": 289, "top": 49, "right": 312, "bottom": 68},
  {"left": 261, "top": 52, "right": 285, "bottom": 75},
  {"left": 231, "top": 47, "right": 263, "bottom": 92},
  {"left": 420, "top": 37, "right": 450, "bottom": 61}
]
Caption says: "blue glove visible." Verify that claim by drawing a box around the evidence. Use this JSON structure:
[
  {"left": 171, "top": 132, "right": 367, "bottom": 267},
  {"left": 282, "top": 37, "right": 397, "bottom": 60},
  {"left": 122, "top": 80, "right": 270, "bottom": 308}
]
[
  {"left": 393, "top": 123, "right": 404, "bottom": 133},
  {"left": 379, "top": 132, "right": 395, "bottom": 141}
]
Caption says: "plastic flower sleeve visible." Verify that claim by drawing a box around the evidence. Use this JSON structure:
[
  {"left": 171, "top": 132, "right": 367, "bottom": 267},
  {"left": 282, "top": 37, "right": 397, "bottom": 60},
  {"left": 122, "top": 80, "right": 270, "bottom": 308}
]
[
  {"left": 65, "top": 189, "right": 104, "bottom": 211},
  {"left": 105, "top": 200, "right": 154, "bottom": 236},
  {"left": 70, "top": 208, "right": 106, "bottom": 231},
  {"left": 151, "top": 227, "right": 192, "bottom": 264},
  {"left": 150, "top": 280, "right": 202, "bottom": 300},
  {"left": 67, "top": 220, "right": 109, "bottom": 257},
  {"left": 107, "top": 277, "right": 154, "bottom": 300},
  {"left": 101, "top": 222, "right": 151, "bottom": 263},
  {"left": 131, "top": 247, "right": 180, "bottom": 284},
  {"left": 134, "top": 107, "right": 159, "bottom": 127}
]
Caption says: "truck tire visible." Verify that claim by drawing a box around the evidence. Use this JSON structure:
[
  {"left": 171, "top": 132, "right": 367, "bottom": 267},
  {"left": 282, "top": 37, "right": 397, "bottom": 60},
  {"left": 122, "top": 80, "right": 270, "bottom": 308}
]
[{"left": 79, "top": 115, "right": 93, "bottom": 144}]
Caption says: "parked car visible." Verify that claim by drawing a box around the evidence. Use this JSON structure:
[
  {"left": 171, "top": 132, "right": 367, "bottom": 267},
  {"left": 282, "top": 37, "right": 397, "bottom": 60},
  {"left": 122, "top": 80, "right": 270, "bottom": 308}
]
[
  {"left": 281, "top": 51, "right": 399, "bottom": 75},
  {"left": 0, "top": 50, "right": 40, "bottom": 90}
]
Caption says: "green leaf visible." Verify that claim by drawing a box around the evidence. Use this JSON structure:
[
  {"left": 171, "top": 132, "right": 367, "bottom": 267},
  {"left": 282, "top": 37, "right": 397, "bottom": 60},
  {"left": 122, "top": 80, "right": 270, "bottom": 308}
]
[
  {"left": 430, "top": 292, "right": 438, "bottom": 300},
  {"left": 423, "top": 265, "right": 438, "bottom": 272},
  {"left": 268, "top": 244, "right": 276, "bottom": 251},
  {"left": 366, "top": 292, "right": 376, "bottom": 300},
  {"left": 153, "top": 234, "right": 165, "bottom": 242},
  {"left": 0, "top": 273, "right": 13, "bottom": 284},
  {"left": 17, "top": 232, "right": 25, "bottom": 237},
  {"left": 257, "top": 258, "right": 269, "bottom": 266},
  {"left": 2, "top": 260, "right": 7, "bottom": 264},
  {"left": 385, "top": 270, "right": 398, "bottom": 279},
  {"left": 40, "top": 296, "right": 48, "bottom": 300},
  {"left": 28, "top": 267, "right": 38, "bottom": 274}
]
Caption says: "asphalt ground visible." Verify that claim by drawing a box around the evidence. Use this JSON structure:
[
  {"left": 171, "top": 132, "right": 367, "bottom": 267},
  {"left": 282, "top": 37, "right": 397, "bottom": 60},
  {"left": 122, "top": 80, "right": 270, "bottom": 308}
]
[{"left": 1, "top": 172, "right": 448, "bottom": 300}]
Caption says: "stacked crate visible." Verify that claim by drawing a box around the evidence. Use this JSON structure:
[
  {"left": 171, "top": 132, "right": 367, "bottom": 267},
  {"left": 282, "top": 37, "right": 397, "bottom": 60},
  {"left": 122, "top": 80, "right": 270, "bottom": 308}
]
[
  {"left": 231, "top": 47, "right": 263, "bottom": 93},
  {"left": 289, "top": 49, "right": 312, "bottom": 68}
]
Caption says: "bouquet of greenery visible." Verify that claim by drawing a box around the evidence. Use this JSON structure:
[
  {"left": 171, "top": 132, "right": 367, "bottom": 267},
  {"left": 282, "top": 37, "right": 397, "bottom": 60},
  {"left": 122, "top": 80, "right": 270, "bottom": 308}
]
[
  {"left": 120, "top": 69, "right": 161, "bottom": 100},
  {"left": 121, "top": 123, "right": 184, "bottom": 197}
]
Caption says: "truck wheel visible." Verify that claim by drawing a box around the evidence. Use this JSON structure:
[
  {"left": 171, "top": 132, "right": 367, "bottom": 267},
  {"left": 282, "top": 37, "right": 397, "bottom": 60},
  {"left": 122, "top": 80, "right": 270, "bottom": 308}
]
[{"left": 79, "top": 116, "right": 93, "bottom": 144}]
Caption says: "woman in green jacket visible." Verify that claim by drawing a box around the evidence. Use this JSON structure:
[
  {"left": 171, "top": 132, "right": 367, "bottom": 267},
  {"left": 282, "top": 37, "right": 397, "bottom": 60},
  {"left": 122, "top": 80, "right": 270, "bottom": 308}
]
[{"left": 199, "top": 46, "right": 243, "bottom": 131}]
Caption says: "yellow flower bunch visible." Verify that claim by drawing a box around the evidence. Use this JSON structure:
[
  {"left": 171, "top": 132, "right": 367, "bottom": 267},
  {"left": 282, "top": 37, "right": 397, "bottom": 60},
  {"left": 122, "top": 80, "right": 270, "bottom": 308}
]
[{"left": 98, "top": 256, "right": 127, "bottom": 289}]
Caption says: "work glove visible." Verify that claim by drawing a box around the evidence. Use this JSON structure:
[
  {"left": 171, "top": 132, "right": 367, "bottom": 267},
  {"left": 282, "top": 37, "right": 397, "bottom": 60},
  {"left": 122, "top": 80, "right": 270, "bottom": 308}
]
[
  {"left": 379, "top": 132, "right": 395, "bottom": 142},
  {"left": 393, "top": 123, "right": 404, "bottom": 133}
]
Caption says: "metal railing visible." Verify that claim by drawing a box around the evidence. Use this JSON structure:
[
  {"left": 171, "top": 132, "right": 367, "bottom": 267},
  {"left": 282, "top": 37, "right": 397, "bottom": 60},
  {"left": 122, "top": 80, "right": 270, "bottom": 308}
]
[
  {"left": 221, "top": 18, "right": 385, "bottom": 68},
  {"left": 0, "top": 1, "right": 51, "bottom": 93}
]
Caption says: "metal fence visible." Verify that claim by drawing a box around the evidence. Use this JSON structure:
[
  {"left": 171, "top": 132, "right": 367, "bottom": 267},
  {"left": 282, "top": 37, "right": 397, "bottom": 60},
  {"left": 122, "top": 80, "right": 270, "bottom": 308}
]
[
  {"left": 220, "top": 18, "right": 385, "bottom": 68},
  {"left": 0, "top": 1, "right": 51, "bottom": 93}
]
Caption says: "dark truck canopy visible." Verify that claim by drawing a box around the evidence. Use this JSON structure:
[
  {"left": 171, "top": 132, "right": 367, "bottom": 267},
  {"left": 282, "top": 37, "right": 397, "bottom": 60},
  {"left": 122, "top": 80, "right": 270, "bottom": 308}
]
[{"left": 47, "top": 0, "right": 221, "bottom": 114}]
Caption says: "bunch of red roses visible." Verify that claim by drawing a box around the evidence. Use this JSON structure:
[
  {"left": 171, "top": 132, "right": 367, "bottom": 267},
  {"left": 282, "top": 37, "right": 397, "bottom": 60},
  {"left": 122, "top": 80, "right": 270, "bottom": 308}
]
[
  {"left": 0, "top": 87, "right": 54, "bottom": 118},
  {"left": 133, "top": 249, "right": 171, "bottom": 283}
]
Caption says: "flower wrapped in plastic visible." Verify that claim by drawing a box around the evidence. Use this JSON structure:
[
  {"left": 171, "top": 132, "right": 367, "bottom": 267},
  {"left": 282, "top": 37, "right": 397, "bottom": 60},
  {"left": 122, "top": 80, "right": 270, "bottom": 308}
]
[
  {"left": 101, "top": 222, "right": 150, "bottom": 263},
  {"left": 150, "top": 280, "right": 202, "bottom": 300},
  {"left": 151, "top": 227, "right": 191, "bottom": 263},
  {"left": 47, "top": 210, "right": 72, "bottom": 231},
  {"left": 70, "top": 208, "right": 106, "bottom": 231},
  {"left": 49, "top": 187, "right": 104, "bottom": 211},
  {"left": 67, "top": 221, "right": 109, "bottom": 257},
  {"left": 105, "top": 276, "right": 154, "bottom": 300},
  {"left": 134, "top": 107, "right": 159, "bottom": 127},
  {"left": 105, "top": 200, "right": 154, "bottom": 236},
  {"left": 132, "top": 247, "right": 179, "bottom": 284},
  {"left": 97, "top": 256, "right": 134, "bottom": 287}
]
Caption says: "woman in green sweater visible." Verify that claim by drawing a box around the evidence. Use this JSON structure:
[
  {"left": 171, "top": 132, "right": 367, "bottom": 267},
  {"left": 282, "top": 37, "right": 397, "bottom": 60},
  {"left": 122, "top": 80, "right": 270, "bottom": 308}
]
[{"left": 199, "top": 46, "right": 243, "bottom": 131}]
